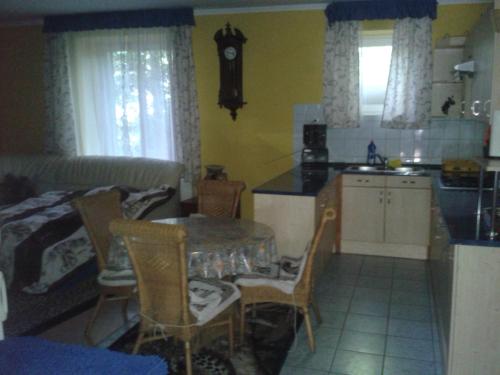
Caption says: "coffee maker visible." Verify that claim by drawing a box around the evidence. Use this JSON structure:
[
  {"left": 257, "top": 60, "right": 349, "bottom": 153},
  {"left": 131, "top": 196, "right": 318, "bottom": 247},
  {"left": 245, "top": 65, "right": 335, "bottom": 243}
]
[{"left": 301, "top": 123, "right": 329, "bottom": 164}]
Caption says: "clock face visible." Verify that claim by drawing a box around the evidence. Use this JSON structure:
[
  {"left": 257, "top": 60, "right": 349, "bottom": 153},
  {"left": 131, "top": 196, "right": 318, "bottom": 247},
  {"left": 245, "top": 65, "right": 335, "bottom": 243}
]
[{"left": 224, "top": 46, "right": 237, "bottom": 61}]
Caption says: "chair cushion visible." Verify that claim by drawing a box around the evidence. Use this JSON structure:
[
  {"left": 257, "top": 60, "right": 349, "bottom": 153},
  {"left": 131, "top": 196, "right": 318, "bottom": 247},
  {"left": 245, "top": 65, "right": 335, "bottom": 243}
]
[
  {"left": 104, "top": 185, "right": 176, "bottom": 274},
  {"left": 120, "top": 184, "right": 176, "bottom": 220},
  {"left": 235, "top": 246, "right": 309, "bottom": 295},
  {"left": 106, "top": 236, "right": 132, "bottom": 272},
  {"left": 189, "top": 279, "right": 240, "bottom": 326},
  {"left": 97, "top": 269, "right": 136, "bottom": 287}
]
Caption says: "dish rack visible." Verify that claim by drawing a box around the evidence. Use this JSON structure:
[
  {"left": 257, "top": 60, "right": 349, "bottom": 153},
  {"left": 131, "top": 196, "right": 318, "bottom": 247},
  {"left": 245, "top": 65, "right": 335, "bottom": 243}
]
[{"left": 475, "top": 158, "right": 500, "bottom": 239}]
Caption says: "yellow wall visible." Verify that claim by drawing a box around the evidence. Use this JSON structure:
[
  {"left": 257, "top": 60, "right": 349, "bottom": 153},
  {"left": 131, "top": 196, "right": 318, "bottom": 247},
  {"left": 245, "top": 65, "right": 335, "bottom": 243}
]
[
  {"left": 192, "top": 4, "right": 488, "bottom": 219},
  {"left": 192, "top": 12, "right": 325, "bottom": 219},
  {"left": 0, "top": 26, "right": 45, "bottom": 154},
  {"left": 0, "top": 4, "right": 489, "bottom": 218}
]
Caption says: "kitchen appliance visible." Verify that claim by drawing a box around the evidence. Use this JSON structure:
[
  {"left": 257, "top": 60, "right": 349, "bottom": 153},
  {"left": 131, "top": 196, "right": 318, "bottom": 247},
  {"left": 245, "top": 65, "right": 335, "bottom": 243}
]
[
  {"left": 302, "top": 163, "right": 329, "bottom": 193},
  {"left": 440, "top": 159, "right": 493, "bottom": 190},
  {"left": 301, "top": 123, "right": 329, "bottom": 164}
]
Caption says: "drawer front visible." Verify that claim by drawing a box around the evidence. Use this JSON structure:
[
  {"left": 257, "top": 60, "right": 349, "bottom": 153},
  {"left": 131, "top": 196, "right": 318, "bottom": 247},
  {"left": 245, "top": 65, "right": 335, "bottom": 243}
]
[
  {"left": 342, "top": 174, "right": 385, "bottom": 187},
  {"left": 386, "top": 176, "right": 431, "bottom": 189}
]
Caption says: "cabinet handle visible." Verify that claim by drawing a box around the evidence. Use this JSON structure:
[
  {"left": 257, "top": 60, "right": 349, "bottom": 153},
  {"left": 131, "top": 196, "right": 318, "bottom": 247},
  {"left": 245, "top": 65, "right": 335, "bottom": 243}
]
[
  {"left": 320, "top": 203, "right": 326, "bottom": 208},
  {"left": 357, "top": 179, "right": 362, "bottom": 183},
  {"left": 379, "top": 197, "right": 383, "bottom": 204},
  {"left": 484, "top": 100, "right": 491, "bottom": 118},
  {"left": 365, "top": 179, "right": 370, "bottom": 183},
  {"left": 387, "top": 198, "right": 391, "bottom": 204},
  {"left": 410, "top": 180, "right": 415, "bottom": 184},
  {"left": 402, "top": 180, "right": 408, "bottom": 184},
  {"left": 471, "top": 100, "right": 481, "bottom": 117},
  {"left": 461, "top": 100, "right": 466, "bottom": 116}
]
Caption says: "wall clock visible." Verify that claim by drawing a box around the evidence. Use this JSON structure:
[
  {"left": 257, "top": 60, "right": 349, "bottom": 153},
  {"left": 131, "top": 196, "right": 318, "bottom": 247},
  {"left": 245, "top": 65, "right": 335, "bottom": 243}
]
[{"left": 214, "top": 23, "right": 247, "bottom": 120}]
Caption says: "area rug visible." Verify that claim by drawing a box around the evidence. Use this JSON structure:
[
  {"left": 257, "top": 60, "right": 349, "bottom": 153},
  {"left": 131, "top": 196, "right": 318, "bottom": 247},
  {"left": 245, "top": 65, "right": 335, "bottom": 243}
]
[
  {"left": 110, "top": 305, "right": 302, "bottom": 375},
  {"left": 4, "top": 276, "right": 99, "bottom": 337}
]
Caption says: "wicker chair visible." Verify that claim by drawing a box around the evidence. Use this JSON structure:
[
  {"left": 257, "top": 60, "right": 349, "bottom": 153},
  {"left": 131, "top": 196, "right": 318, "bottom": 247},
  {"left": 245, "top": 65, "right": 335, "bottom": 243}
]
[
  {"left": 236, "top": 207, "right": 336, "bottom": 352},
  {"left": 109, "top": 219, "right": 240, "bottom": 375},
  {"left": 73, "top": 190, "right": 136, "bottom": 346},
  {"left": 197, "top": 180, "right": 245, "bottom": 218}
]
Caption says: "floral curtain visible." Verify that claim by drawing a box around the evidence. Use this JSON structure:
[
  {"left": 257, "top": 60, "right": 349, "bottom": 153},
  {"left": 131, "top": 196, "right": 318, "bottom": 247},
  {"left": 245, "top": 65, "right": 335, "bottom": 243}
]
[
  {"left": 322, "top": 21, "right": 361, "bottom": 128},
  {"left": 381, "top": 17, "right": 433, "bottom": 129},
  {"left": 169, "top": 26, "right": 201, "bottom": 182},
  {"left": 43, "top": 34, "right": 78, "bottom": 156}
]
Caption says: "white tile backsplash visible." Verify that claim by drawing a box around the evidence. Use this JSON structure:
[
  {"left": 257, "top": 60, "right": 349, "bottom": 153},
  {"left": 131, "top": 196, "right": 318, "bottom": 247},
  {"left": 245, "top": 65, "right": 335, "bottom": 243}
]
[{"left": 293, "top": 104, "right": 487, "bottom": 164}]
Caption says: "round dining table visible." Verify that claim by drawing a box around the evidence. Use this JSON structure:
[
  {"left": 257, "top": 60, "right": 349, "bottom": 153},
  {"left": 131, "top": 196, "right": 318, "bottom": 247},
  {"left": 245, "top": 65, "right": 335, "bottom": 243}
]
[{"left": 154, "top": 216, "right": 279, "bottom": 279}]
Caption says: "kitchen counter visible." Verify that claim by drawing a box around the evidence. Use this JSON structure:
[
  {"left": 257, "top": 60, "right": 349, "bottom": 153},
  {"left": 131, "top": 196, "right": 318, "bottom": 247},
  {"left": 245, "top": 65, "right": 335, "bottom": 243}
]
[
  {"left": 253, "top": 164, "right": 500, "bottom": 246},
  {"left": 252, "top": 164, "right": 340, "bottom": 197},
  {"left": 432, "top": 172, "right": 500, "bottom": 247}
]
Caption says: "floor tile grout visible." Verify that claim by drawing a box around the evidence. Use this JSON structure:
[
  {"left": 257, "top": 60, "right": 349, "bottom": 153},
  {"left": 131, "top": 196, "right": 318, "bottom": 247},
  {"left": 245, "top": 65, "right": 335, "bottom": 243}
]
[{"left": 282, "top": 254, "right": 444, "bottom": 375}]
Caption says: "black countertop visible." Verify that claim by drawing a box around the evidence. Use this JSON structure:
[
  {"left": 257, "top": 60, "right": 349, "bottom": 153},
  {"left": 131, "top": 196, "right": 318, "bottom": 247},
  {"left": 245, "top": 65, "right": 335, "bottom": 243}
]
[
  {"left": 432, "top": 172, "right": 500, "bottom": 247},
  {"left": 252, "top": 164, "right": 340, "bottom": 197},
  {"left": 253, "top": 164, "right": 500, "bottom": 248}
]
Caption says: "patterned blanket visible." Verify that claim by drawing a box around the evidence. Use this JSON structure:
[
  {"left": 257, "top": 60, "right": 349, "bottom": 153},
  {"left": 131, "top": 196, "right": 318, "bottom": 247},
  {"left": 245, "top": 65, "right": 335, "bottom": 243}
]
[{"left": 0, "top": 185, "right": 175, "bottom": 294}]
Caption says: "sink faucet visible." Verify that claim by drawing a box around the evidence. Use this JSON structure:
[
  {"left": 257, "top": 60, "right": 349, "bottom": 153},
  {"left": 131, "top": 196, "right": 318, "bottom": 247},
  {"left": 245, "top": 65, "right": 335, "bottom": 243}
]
[{"left": 375, "top": 154, "right": 388, "bottom": 169}]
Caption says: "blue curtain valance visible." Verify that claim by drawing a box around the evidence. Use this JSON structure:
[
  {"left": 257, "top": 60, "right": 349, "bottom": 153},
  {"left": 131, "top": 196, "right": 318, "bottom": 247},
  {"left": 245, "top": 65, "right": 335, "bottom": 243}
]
[
  {"left": 325, "top": 0, "right": 437, "bottom": 24},
  {"left": 43, "top": 8, "right": 195, "bottom": 33}
]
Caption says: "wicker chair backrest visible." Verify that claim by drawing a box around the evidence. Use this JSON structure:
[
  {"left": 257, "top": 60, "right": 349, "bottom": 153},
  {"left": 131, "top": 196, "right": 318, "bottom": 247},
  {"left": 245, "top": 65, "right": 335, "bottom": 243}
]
[
  {"left": 197, "top": 180, "right": 245, "bottom": 218},
  {"left": 73, "top": 190, "right": 123, "bottom": 272},
  {"left": 296, "top": 207, "right": 336, "bottom": 293},
  {"left": 109, "top": 220, "right": 193, "bottom": 327}
]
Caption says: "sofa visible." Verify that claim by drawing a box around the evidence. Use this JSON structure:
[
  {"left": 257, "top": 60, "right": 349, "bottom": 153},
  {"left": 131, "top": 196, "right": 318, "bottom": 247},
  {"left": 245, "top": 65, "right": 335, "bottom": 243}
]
[{"left": 0, "top": 154, "right": 184, "bottom": 293}]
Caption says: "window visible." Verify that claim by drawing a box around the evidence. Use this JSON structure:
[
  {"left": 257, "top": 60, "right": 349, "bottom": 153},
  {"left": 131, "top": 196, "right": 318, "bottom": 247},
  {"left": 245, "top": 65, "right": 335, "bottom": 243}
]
[
  {"left": 359, "top": 32, "right": 393, "bottom": 116},
  {"left": 69, "top": 29, "right": 175, "bottom": 160}
]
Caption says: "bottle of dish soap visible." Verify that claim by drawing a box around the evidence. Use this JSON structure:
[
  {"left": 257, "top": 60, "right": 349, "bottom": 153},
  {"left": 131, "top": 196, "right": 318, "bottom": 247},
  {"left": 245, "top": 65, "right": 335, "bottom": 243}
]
[{"left": 367, "top": 140, "right": 376, "bottom": 165}]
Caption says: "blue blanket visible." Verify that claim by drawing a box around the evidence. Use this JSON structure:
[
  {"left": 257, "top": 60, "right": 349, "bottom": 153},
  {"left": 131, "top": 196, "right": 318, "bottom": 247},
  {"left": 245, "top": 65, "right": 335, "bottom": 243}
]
[{"left": 0, "top": 337, "right": 167, "bottom": 375}]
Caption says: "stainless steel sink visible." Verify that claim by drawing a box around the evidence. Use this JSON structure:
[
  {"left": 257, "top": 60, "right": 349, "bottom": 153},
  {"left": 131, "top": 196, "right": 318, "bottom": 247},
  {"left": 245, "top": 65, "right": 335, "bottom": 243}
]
[
  {"left": 344, "top": 165, "right": 425, "bottom": 175},
  {"left": 347, "top": 165, "right": 385, "bottom": 172},
  {"left": 393, "top": 167, "right": 425, "bottom": 175}
]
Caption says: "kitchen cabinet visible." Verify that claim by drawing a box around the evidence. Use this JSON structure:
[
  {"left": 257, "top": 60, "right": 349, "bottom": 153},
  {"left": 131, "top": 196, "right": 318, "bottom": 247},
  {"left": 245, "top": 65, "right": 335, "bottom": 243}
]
[
  {"left": 342, "top": 187, "right": 384, "bottom": 243},
  {"left": 429, "top": 205, "right": 453, "bottom": 360},
  {"left": 254, "top": 193, "right": 315, "bottom": 258},
  {"left": 432, "top": 39, "right": 465, "bottom": 119},
  {"left": 430, "top": 200, "right": 500, "bottom": 375},
  {"left": 385, "top": 188, "right": 431, "bottom": 246},
  {"left": 254, "top": 176, "right": 338, "bottom": 261},
  {"left": 341, "top": 174, "right": 431, "bottom": 259},
  {"left": 462, "top": 6, "right": 495, "bottom": 120}
]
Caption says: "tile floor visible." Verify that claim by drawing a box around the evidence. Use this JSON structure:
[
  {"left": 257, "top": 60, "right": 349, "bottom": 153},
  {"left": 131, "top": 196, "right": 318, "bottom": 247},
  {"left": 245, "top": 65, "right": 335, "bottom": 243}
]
[
  {"left": 39, "top": 253, "right": 444, "bottom": 375},
  {"left": 280, "top": 254, "right": 443, "bottom": 375}
]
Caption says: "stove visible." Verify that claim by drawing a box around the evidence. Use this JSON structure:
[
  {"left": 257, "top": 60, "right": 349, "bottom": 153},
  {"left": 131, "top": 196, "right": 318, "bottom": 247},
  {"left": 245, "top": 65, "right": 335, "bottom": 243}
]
[{"left": 440, "top": 173, "right": 494, "bottom": 190}]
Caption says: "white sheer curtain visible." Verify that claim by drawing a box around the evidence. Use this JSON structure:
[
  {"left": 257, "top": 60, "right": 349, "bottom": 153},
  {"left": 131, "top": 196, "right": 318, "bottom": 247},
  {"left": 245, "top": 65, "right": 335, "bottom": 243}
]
[
  {"left": 322, "top": 21, "right": 361, "bottom": 128},
  {"left": 44, "top": 26, "right": 200, "bottom": 180},
  {"left": 381, "top": 17, "right": 433, "bottom": 129}
]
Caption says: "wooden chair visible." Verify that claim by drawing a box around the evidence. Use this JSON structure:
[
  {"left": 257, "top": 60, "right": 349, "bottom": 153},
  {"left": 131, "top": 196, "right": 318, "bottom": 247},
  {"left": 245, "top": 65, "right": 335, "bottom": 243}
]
[
  {"left": 73, "top": 190, "right": 136, "bottom": 346},
  {"left": 236, "top": 207, "right": 336, "bottom": 352},
  {"left": 197, "top": 180, "right": 245, "bottom": 218},
  {"left": 109, "top": 219, "right": 240, "bottom": 375}
]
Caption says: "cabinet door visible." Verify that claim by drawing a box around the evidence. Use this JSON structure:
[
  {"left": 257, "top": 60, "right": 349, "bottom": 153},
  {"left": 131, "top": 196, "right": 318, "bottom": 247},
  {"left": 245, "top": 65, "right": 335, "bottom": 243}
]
[
  {"left": 385, "top": 188, "right": 431, "bottom": 246},
  {"left": 254, "top": 194, "right": 315, "bottom": 258},
  {"left": 341, "top": 187, "right": 384, "bottom": 243},
  {"left": 464, "top": 8, "right": 494, "bottom": 120},
  {"left": 314, "top": 181, "right": 336, "bottom": 275}
]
